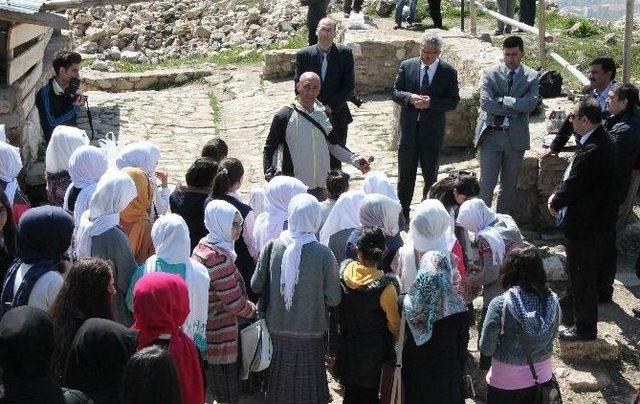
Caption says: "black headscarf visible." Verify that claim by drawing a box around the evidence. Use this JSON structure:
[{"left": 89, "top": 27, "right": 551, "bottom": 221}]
[
  {"left": 64, "top": 318, "right": 138, "bottom": 404},
  {"left": 16, "top": 205, "right": 74, "bottom": 264},
  {"left": 0, "top": 306, "right": 64, "bottom": 404}
]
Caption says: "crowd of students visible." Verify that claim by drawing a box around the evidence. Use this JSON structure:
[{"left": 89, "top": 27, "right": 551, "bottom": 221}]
[{"left": 0, "top": 127, "right": 562, "bottom": 404}]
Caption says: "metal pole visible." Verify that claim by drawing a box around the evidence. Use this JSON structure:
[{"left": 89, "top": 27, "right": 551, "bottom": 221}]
[
  {"left": 623, "top": 0, "right": 635, "bottom": 83},
  {"left": 538, "top": 0, "right": 547, "bottom": 69},
  {"left": 470, "top": 0, "right": 477, "bottom": 36}
]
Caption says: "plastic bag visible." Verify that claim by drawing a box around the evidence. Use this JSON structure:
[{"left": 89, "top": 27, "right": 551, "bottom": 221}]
[{"left": 348, "top": 11, "right": 367, "bottom": 29}]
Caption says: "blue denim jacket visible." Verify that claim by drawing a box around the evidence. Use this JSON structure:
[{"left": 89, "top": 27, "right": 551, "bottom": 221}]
[{"left": 479, "top": 295, "right": 559, "bottom": 365}]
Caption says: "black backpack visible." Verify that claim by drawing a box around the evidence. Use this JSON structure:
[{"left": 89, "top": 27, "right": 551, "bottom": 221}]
[{"left": 539, "top": 70, "right": 563, "bottom": 99}]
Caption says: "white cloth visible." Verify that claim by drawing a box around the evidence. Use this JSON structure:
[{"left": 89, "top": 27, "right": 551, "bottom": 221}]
[
  {"left": 45, "top": 125, "right": 89, "bottom": 174},
  {"left": 359, "top": 194, "right": 402, "bottom": 236},
  {"left": 147, "top": 214, "right": 210, "bottom": 347},
  {"left": 63, "top": 145, "right": 109, "bottom": 227},
  {"left": 13, "top": 263, "right": 63, "bottom": 311},
  {"left": 278, "top": 194, "right": 321, "bottom": 311},
  {"left": 0, "top": 124, "right": 5, "bottom": 143},
  {"left": 362, "top": 171, "right": 398, "bottom": 200},
  {"left": 75, "top": 171, "right": 137, "bottom": 258},
  {"left": 204, "top": 199, "right": 240, "bottom": 261},
  {"left": 319, "top": 190, "right": 366, "bottom": 245},
  {"left": 253, "top": 176, "right": 308, "bottom": 253},
  {"left": 227, "top": 192, "right": 258, "bottom": 258},
  {"left": 398, "top": 200, "right": 456, "bottom": 291},
  {"left": 0, "top": 142, "right": 22, "bottom": 206},
  {"left": 248, "top": 188, "right": 267, "bottom": 218},
  {"left": 457, "top": 198, "right": 506, "bottom": 265}
]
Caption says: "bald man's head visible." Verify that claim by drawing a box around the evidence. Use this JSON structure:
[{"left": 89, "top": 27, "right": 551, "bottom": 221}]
[{"left": 296, "top": 72, "right": 322, "bottom": 109}]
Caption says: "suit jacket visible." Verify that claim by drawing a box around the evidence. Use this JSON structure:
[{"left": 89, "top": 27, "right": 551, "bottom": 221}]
[
  {"left": 295, "top": 43, "right": 355, "bottom": 128},
  {"left": 474, "top": 63, "right": 539, "bottom": 150},
  {"left": 550, "top": 125, "right": 616, "bottom": 240},
  {"left": 392, "top": 58, "right": 460, "bottom": 147},
  {"left": 605, "top": 106, "right": 640, "bottom": 205}
]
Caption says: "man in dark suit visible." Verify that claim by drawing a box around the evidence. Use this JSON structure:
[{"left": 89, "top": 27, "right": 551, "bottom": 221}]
[
  {"left": 548, "top": 97, "right": 616, "bottom": 341},
  {"left": 295, "top": 17, "right": 355, "bottom": 170},
  {"left": 392, "top": 34, "right": 460, "bottom": 222}
]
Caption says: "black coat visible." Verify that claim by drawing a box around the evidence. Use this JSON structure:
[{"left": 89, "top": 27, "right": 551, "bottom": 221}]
[
  {"left": 551, "top": 125, "right": 617, "bottom": 239},
  {"left": 294, "top": 43, "right": 355, "bottom": 128},
  {"left": 605, "top": 106, "right": 640, "bottom": 205}
]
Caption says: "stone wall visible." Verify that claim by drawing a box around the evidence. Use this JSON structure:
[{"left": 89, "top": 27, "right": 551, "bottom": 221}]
[{"left": 82, "top": 68, "right": 215, "bottom": 92}]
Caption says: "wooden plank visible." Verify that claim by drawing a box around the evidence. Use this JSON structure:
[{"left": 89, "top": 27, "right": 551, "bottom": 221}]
[
  {"left": 0, "top": 10, "right": 68, "bottom": 30},
  {"left": 6, "top": 35, "right": 47, "bottom": 85},
  {"left": 7, "top": 23, "right": 47, "bottom": 52},
  {"left": 20, "top": 86, "right": 36, "bottom": 117},
  {"left": 14, "top": 61, "right": 43, "bottom": 100},
  {"left": 41, "top": 0, "right": 153, "bottom": 11},
  {"left": 549, "top": 51, "right": 591, "bottom": 86},
  {"left": 476, "top": 2, "right": 553, "bottom": 42},
  {"left": 622, "top": 0, "right": 635, "bottom": 83},
  {"left": 537, "top": 0, "right": 546, "bottom": 69}
]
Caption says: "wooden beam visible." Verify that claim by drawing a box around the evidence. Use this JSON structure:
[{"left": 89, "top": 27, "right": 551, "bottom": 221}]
[
  {"left": 7, "top": 24, "right": 47, "bottom": 56},
  {"left": 470, "top": 0, "right": 477, "bottom": 36},
  {"left": 476, "top": 2, "right": 553, "bottom": 42},
  {"left": 0, "top": 10, "right": 68, "bottom": 29},
  {"left": 41, "top": 0, "right": 153, "bottom": 11},
  {"left": 623, "top": 0, "right": 635, "bottom": 83},
  {"left": 14, "top": 61, "right": 44, "bottom": 100},
  {"left": 20, "top": 86, "right": 36, "bottom": 118},
  {"left": 537, "top": 0, "right": 546, "bottom": 69},
  {"left": 6, "top": 35, "right": 47, "bottom": 85},
  {"left": 549, "top": 51, "right": 590, "bottom": 86}
]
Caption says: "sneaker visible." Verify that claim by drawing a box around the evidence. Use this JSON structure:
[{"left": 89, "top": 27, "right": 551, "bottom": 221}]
[{"left": 393, "top": 24, "right": 402, "bottom": 30}]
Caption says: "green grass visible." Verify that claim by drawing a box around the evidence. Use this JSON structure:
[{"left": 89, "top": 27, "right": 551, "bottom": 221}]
[{"left": 208, "top": 91, "right": 222, "bottom": 124}]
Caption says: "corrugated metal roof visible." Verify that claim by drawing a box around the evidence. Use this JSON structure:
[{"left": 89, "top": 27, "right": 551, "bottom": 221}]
[{"left": 0, "top": 0, "right": 47, "bottom": 15}]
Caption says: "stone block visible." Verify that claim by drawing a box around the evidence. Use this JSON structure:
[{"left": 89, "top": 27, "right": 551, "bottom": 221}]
[
  {"left": 261, "top": 49, "right": 297, "bottom": 79},
  {"left": 557, "top": 334, "right": 620, "bottom": 363},
  {"left": 543, "top": 255, "right": 568, "bottom": 282},
  {"left": 565, "top": 369, "right": 609, "bottom": 393}
]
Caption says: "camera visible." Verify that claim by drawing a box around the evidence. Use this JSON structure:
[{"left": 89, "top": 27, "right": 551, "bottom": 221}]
[{"left": 63, "top": 77, "right": 81, "bottom": 102}]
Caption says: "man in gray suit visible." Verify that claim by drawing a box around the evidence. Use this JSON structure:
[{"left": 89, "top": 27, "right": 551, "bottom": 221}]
[
  {"left": 393, "top": 33, "right": 460, "bottom": 222},
  {"left": 475, "top": 36, "right": 539, "bottom": 215}
]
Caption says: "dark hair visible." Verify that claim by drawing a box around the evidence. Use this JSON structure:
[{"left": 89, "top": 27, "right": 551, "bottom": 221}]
[
  {"left": 453, "top": 174, "right": 480, "bottom": 198},
  {"left": 503, "top": 36, "right": 524, "bottom": 52},
  {"left": 122, "top": 345, "right": 181, "bottom": 404},
  {"left": 326, "top": 170, "right": 350, "bottom": 200},
  {"left": 500, "top": 247, "right": 549, "bottom": 298},
  {"left": 356, "top": 227, "right": 387, "bottom": 264},
  {"left": 576, "top": 96, "right": 603, "bottom": 124},
  {"left": 53, "top": 51, "right": 82, "bottom": 76},
  {"left": 590, "top": 57, "right": 617, "bottom": 81},
  {"left": 0, "top": 191, "right": 16, "bottom": 262},
  {"left": 612, "top": 83, "right": 639, "bottom": 110},
  {"left": 427, "top": 177, "right": 457, "bottom": 210},
  {"left": 201, "top": 137, "right": 229, "bottom": 162},
  {"left": 212, "top": 158, "right": 244, "bottom": 198},
  {"left": 185, "top": 157, "right": 218, "bottom": 189},
  {"left": 49, "top": 258, "right": 114, "bottom": 379}
]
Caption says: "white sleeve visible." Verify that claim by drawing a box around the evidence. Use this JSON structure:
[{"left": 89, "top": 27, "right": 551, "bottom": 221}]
[
  {"left": 243, "top": 211, "right": 258, "bottom": 259},
  {"left": 154, "top": 186, "right": 170, "bottom": 216},
  {"left": 29, "top": 271, "right": 64, "bottom": 311}
]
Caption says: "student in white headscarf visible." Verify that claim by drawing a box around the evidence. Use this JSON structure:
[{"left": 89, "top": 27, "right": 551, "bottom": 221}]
[
  {"left": 362, "top": 171, "right": 398, "bottom": 200},
  {"left": 115, "top": 141, "right": 169, "bottom": 221},
  {"left": 248, "top": 188, "right": 267, "bottom": 218},
  {"left": 63, "top": 145, "right": 109, "bottom": 227},
  {"left": 191, "top": 200, "right": 255, "bottom": 403},
  {"left": 251, "top": 193, "right": 341, "bottom": 404},
  {"left": 319, "top": 190, "right": 365, "bottom": 265},
  {"left": 252, "top": 176, "right": 308, "bottom": 254},
  {"left": 345, "top": 194, "right": 404, "bottom": 273},
  {"left": 75, "top": 171, "right": 138, "bottom": 326},
  {"left": 0, "top": 142, "right": 29, "bottom": 222},
  {"left": 126, "top": 213, "right": 210, "bottom": 352},
  {"left": 45, "top": 125, "right": 89, "bottom": 207},
  {"left": 456, "top": 197, "right": 524, "bottom": 370}
]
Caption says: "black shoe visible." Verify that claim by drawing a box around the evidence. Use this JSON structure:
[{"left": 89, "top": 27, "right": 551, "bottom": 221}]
[
  {"left": 558, "top": 327, "right": 596, "bottom": 342},
  {"left": 632, "top": 307, "right": 640, "bottom": 318},
  {"left": 393, "top": 24, "right": 402, "bottom": 30}
]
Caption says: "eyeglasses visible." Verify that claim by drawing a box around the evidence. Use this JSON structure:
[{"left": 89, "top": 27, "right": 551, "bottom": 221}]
[
  {"left": 232, "top": 219, "right": 244, "bottom": 229},
  {"left": 567, "top": 113, "right": 577, "bottom": 122}
]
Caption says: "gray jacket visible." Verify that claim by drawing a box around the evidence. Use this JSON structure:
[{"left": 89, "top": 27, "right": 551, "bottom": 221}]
[
  {"left": 474, "top": 63, "right": 540, "bottom": 150},
  {"left": 251, "top": 238, "right": 342, "bottom": 337}
]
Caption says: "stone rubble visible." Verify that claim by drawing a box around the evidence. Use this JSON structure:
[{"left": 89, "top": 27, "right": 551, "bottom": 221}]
[{"left": 68, "top": 0, "right": 307, "bottom": 70}]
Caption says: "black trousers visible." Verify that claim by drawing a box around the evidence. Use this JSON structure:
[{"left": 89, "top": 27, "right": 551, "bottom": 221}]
[
  {"left": 597, "top": 228, "right": 617, "bottom": 300},
  {"left": 329, "top": 120, "right": 349, "bottom": 170},
  {"left": 427, "top": 0, "right": 443, "bottom": 28},
  {"left": 397, "top": 123, "right": 443, "bottom": 220},
  {"left": 343, "top": 384, "right": 379, "bottom": 404},
  {"left": 477, "top": 306, "right": 491, "bottom": 370},
  {"left": 344, "top": 0, "right": 364, "bottom": 14},
  {"left": 518, "top": 0, "right": 536, "bottom": 26},
  {"left": 488, "top": 381, "right": 553, "bottom": 404},
  {"left": 561, "top": 234, "right": 605, "bottom": 337},
  {"left": 307, "top": 0, "right": 329, "bottom": 45}
]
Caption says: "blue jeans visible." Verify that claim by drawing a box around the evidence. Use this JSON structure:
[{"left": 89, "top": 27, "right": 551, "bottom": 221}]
[{"left": 395, "top": 0, "right": 417, "bottom": 25}]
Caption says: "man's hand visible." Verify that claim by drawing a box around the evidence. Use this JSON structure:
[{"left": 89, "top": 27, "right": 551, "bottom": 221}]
[
  {"left": 502, "top": 96, "right": 516, "bottom": 107},
  {"left": 547, "top": 194, "right": 558, "bottom": 217},
  {"left": 357, "top": 156, "right": 374, "bottom": 174},
  {"left": 155, "top": 170, "right": 169, "bottom": 188},
  {"left": 541, "top": 148, "right": 558, "bottom": 159},
  {"left": 409, "top": 94, "right": 429, "bottom": 109},
  {"left": 72, "top": 94, "right": 86, "bottom": 107}
]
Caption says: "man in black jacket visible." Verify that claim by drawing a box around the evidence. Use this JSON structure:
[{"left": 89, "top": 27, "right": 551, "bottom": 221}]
[
  {"left": 392, "top": 33, "right": 460, "bottom": 222},
  {"left": 295, "top": 17, "right": 355, "bottom": 170},
  {"left": 548, "top": 97, "right": 616, "bottom": 341}
]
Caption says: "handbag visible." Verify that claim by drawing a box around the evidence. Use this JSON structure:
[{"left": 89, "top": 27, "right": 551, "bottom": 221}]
[
  {"left": 380, "top": 314, "right": 405, "bottom": 404},
  {"left": 538, "top": 70, "right": 563, "bottom": 99},
  {"left": 516, "top": 327, "right": 563, "bottom": 404}
]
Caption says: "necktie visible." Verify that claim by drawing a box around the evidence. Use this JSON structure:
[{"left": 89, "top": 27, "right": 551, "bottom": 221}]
[
  {"left": 321, "top": 53, "right": 328, "bottom": 82},
  {"left": 420, "top": 65, "right": 430, "bottom": 95},
  {"left": 495, "top": 70, "right": 516, "bottom": 127},
  {"left": 507, "top": 70, "right": 515, "bottom": 93}
]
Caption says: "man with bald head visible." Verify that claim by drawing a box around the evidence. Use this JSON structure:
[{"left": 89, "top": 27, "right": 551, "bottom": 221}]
[{"left": 263, "top": 72, "right": 371, "bottom": 200}]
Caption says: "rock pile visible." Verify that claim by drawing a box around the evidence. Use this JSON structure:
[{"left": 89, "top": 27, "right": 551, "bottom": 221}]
[{"left": 68, "top": 0, "right": 306, "bottom": 69}]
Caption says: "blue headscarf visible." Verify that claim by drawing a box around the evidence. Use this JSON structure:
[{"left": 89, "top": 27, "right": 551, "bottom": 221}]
[
  {"left": 504, "top": 286, "right": 559, "bottom": 337},
  {"left": 403, "top": 251, "right": 467, "bottom": 346},
  {"left": 16, "top": 205, "right": 74, "bottom": 264}
]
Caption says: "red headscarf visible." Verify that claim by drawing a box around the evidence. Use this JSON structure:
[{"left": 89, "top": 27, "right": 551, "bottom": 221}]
[{"left": 132, "top": 272, "right": 204, "bottom": 404}]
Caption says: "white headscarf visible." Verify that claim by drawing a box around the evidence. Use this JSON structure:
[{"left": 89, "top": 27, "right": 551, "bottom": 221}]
[
  {"left": 248, "top": 188, "right": 267, "bottom": 218},
  {"left": 0, "top": 124, "right": 5, "bottom": 143},
  {"left": 253, "top": 176, "right": 308, "bottom": 253},
  {"left": 0, "top": 142, "right": 23, "bottom": 206},
  {"left": 204, "top": 199, "right": 240, "bottom": 261},
  {"left": 399, "top": 200, "right": 456, "bottom": 291},
  {"left": 45, "top": 125, "right": 89, "bottom": 174},
  {"left": 75, "top": 171, "right": 137, "bottom": 258},
  {"left": 279, "top": 193, "right": 321, "bottom": 311},
  {"left": 319, "top": 190, "right": 365, "bottom": 245},
  {"left": 115, "top": 141, "right": 161, "bottom": 176},
  {"left": 359, "top": 194, "right": 402, "bottom": 236},
  {"left": 144, "top": 214, "right": 210, "bottom": 349},
  {"left": 457, "top": 198, "right": 506, "bottom": 265},
  {"left": 63, "top": 145, "right": 109, "bottom": 227},
  {"left": 362, "top": 171, "right": 398, "bottom": 201}
]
